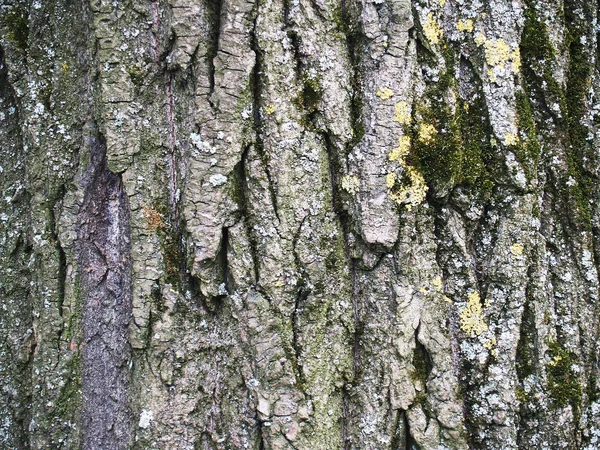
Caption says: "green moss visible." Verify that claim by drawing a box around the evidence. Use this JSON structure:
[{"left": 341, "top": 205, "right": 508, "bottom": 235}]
[
  {"left": 411, "top": 42, "right": 492, "bottom": 198},
  {"left": 514, "top": 90, "right": 541, "bottom": 182},
  {"left": 410, "top": 340, "right": 431, "bottom": 385},
  {"left": 2, "top": 5, "right": 29, "bottom": 52},
  {"left": 64, "top": 278, "right": 82, "bottom": 342},
  {"left": 562, "top": 0, "right": 594, "bottom": 230},
  {"left": 545, "top": 340, "right": 582, "bottom": 411},
  {"left": 295, "top": 75, "right": 323, "bottom": 115},
  {"left": 520, "top": 1, "right": 567, "bottom": 117},
  {"left": 127, "top": 65, "right": 146, "bottom": 87},
  {"left": 516, "top": 386, "right": 532, "bottom": 403},
  {"left": 520, "top": 0, "right": 594, "bottom": 228}
]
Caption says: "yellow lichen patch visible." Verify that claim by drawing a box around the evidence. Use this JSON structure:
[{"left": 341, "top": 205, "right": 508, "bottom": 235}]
[
  {"left": 511, "top": 48, "right": 521, "bottom": 74},
  {"left": 439, "top": 0, "right": 446, "bottom": 6},
  {"left": 483, "top": 337, "right": 498, "bottom": 356},
  {"left": 377, "top": 87, "right": 394, "bottom": 100},
  {"left": 459, "top": 291, "right": 489, "bottom": 337},
  {"left": 474, "top": 32, "right": 486, "bottom": 47},
  {"left": 264, "top": 104, "right": 275, "bottom": 115},
  {"left": 433, "top": 276, "right": 443, "bottom": 292},
  {"left": 484, "top": 38, "right": 511, "bottom": 67},
  {"left": 510, "top": 243, "right": 524, "bottom": 256},
  {"left": 419, "top": 287, "right": 428, "bottom": 294},
  {"left": 456, "top": 19, "right": 474, "bottom": 32},
  {"left": 386, "top": 172, "right": 397, "bottom": 189},
  {"left": 389, "top": 136, "right": 411, "bottom": 161},
  {"left": 488, "top": 68, "right": 497, "bottom": 83},
  {"left": 483, "top": 336, "right": 497, "bottom": 350},
  {"left": 444, "top": 295, "right": 452, "bottom": 303},
  {"left": 418, "top": 123, "right": 437, "bottom": 143},
  {"left": 389, "top": 167, "right": 428, "bottom": 210},
  {"left": 394, "top": 101, "right": 411, "bottom": 124},
  {"left": 549, "top": 354, "right": 563, "bottom": 366},
  {"left": 341, "top": 175, "right": 360, "bottom": 195},
  {"left": 504, "top": 132, "right": 519, "bottom": 146},
  {"left": 423, "top": 13, "right": 443, "bottom": 45}
]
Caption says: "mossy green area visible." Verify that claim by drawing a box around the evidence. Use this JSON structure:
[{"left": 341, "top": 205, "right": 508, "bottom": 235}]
[
  {"left": 563, "top": 0, "right": 595, "bottom": 229},
  {"left": 411, "top": 43, "right": 493, "bottom": 199},
  {"left": 514, "top": 90, "right": 541, "bottom": 182},
  {"left": 293, "top": 72, "right": 324, "bottom": 126},
  {"left": 520, "top": 0, "right": 594, "bottom": 227},
  {"left": 545, "top": 340, "right": 582, "bottom": 411},
  {"left": 2, "top": 5, "right": 28, "bottom": 52}
]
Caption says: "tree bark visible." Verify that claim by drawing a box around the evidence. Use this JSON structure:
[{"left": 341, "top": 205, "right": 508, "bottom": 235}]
[{"left": 1, "top": 0, "right": 600, "bottom": 448}]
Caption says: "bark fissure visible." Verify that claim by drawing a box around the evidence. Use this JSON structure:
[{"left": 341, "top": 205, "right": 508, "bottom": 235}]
[
  {"left": 207, "top": 0, "right": 223, "bottom": 96},
  {"left": 79, "top": 131, "right": 133, "bottom": 450}
]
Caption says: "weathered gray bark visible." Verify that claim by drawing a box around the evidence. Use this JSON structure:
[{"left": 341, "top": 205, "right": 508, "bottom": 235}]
[{"left": 1, "top": 0, "right": 600, "bottom": 448}]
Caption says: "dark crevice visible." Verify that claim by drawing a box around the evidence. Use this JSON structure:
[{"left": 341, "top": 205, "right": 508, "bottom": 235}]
[
  {"left": 78, "top": 130, "right": 133, "bottom": 449},
  {"left": 257, "top": 417, "right": 265, "bottom": 450},
  {"left": 249, "top": 12, "right": 281, "bottom": 225},
  {"left": 413, "top": 331, "right": 433, "bottom": 383},
  {"left": 404, "top": 410, "right": 419, "bottom": 450},
  {"left": 290, "top": 217, "right": 309, "bottom": 390},
  {"left": 234, "top": 146, "right": 260, "bottom": 284},
  {"left": 207, "top": 0, "right": 223, "bottom": 97},
  {"left": 47, "top": 184, "right": 67, "bottom": 322},
  {"left": 165, "top": 72, "right": 179, "bottom": 230},
  {"left": 218, "top": 226, "right": 230, "bottom": 293}
]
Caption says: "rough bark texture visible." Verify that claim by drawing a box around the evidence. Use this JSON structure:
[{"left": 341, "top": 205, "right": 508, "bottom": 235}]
[{"left": 1, "top": 0, "right": 600, "bottom": 449}]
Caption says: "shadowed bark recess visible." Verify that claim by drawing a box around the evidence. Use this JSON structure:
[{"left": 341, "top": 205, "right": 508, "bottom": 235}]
[
  {"left": 1, "top": 0, "right": 600, "bottom": 449},
  {"left": 78, "top": 133, "right": 133, "bottom": 449}
]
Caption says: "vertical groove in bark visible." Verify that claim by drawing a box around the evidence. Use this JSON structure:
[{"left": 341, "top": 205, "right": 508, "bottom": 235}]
[
  {"left": 0, "top": 40, "right": 32, "bottom": 449},
  {"left": 79, "top": 133, "right": 133, "bottom": 449}
]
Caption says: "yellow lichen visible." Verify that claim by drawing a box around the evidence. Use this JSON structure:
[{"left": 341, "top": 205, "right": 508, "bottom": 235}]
[
  {"left": 377, "top": 87, "right": 394, "bottom": 100},
  {"left": 483, "top": 337, "right": 497, "bottom": 350},
  {"left": 474, "top": 32, "right": 486, "bottom": 47},
  {"left": 459, "top": 291, "right": 489, "bottom": 337},
  {"left": 444, "top": 295, "right": 452, "bottom": 303},
  {"left": 394, "top": 101, "right": 411, "bottom": 124},
  {"left": 549, "top": 354, "right": 563, "bottom": 366},
  {"left": 389, "top": 135, "right": 411, "bottom": 161},
  {"left": 419, "top": 287, "right": 428, "bottom": 294},
  {"left": 386, "top": 172, "right": 397, "bottom": 189},
  {"left": 433, "top": 276, "right": 443, "bottom": 292},
  {"left": 456, "top": 19, "right": 474, "bottom": 32},
  {"left": 418, "top": 123, "right": 437, "bottom": 143},
  {"left": 341, "top": 175, "right": 360, "bottom": 195},
  {"left": 389, "top": 167, "right": 428, "bottom": 210},
  {"left": 510, "top": 243, "right": 524, "bottom": 256},
  {"left": 504, "top": 132, "right": 519, "bottom": 146},
  {"left": 264, "top": 104, "right": 275, "bottom": 115},
  {"left": 488, "top": 68, "right": 497, "bottom": 83},
  {"left": 439, "top": 0, "right": 446, "bottom": 6},
  {"left": 423, "top": 13, "right": 443, "bottom": 45},
  {"left": 484, "top": 38, "right": 511, "bottom": 66}
]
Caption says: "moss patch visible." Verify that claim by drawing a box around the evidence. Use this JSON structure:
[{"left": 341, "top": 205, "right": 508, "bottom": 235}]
[
  {"left": 545, "top": 340, "right": 582, "bottom": 411},
  {"left": 412, "top": 43, "right": 492, "bottom": 198},
  {"left": 2, "top": 5, "right": 29, "bottom": 52}
]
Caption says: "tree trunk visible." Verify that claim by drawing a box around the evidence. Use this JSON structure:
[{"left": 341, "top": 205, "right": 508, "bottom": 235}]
[{"left": 1, "top": 0, "right": 600, "bottom": 448}]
